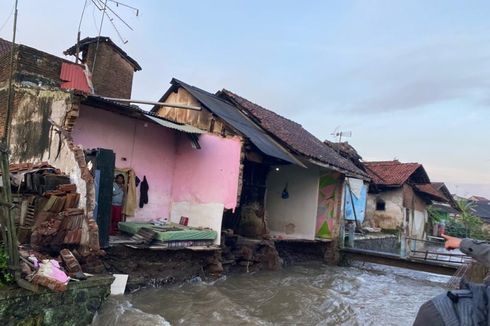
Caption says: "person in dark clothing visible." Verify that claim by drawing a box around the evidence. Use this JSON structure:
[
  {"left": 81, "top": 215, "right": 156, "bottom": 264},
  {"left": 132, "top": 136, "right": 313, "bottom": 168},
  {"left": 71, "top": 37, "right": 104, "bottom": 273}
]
[{"left": 413, "top": 234, "right": 490, "bottom": 325}]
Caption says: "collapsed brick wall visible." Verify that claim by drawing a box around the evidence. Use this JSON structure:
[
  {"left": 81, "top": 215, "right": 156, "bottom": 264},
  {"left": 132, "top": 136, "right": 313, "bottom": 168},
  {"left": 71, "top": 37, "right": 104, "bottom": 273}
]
[
  {"left": 8, "top": 87, "right": 93, "bottom": 212},
  {"left": 84, "top": 42, "right": 134, "bottom": 99}
]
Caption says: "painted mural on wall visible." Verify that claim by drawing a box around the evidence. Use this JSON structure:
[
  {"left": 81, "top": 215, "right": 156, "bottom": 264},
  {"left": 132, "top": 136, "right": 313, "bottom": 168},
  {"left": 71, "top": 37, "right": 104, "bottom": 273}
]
[
  {"left": 316, "top": 172, "right": 341, "bottom": 238},
  {"left": 344, "top": 178, "right": 367, "bottom": 223}
]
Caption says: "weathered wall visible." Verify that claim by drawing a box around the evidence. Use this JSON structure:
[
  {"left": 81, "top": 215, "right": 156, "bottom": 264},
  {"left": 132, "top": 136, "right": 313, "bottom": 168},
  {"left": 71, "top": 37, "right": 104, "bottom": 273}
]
[
  {"left": 403, "top": 184, "right": 428, "bottom": 239},
  {"left": 8, "top": 87, "right": 89, "bottom": 209},
  {"left": 403, "top": 184, "right": 427, "bottom": 212},
  {"left": 365, "top": 188, "right": 404, "bottom": 230},
  {"left": 72, "top": 105, "right": 178, "bottom": 220},
  {"left": 266, "top": 163, "right": 319, "bottom": 240},
  {"left": 316, "top": 171, "right": 343, "bottom": 238},
  {"left": 85, "top": 42, "right": 134, "bottom": 99},
  {"left": 0, "top": 275, "right": 113, "bottom": 326}
]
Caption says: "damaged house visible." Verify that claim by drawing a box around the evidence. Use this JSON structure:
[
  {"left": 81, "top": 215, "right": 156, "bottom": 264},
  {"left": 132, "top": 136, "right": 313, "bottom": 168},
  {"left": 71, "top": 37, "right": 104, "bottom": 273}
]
[
  {"left": 363, "top": 160, "right": 449, "bottom": 240},
  {"left": 152, "top": 79, "right": 369, "bottom": 242},
  {"left": 0, "top": 37, "right": 241, "bottom": 249}
]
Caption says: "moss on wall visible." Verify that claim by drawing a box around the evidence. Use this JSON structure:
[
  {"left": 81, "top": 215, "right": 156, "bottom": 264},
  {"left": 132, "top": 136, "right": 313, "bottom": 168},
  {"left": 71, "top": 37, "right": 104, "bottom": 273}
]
[{"left": 0, "top": 275, "right": 113, "bottom": 326}]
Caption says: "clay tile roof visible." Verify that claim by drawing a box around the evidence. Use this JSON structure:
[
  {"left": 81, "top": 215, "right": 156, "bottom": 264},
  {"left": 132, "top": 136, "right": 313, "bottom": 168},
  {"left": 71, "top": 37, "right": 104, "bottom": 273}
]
[
  {"left": 364, "top": 160, "right": 429, "bottom": 186},
  {"left": 0, "top": 37, "right": 12, "bottom": 58},
  {"left": 64, "top": 36, "right": 141, "bottom": 71},
  {"left": 414, "top": 184, "right": 448, "bottom": 202},
  {"left": 218, "top": 89, "right": 368, "bottom": 178}
]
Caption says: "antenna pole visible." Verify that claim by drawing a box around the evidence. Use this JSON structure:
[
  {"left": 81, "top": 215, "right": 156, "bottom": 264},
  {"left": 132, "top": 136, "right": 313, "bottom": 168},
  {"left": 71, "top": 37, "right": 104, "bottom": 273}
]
[{"left": 91, "top": 0, "right": 108, "bottom": 72}]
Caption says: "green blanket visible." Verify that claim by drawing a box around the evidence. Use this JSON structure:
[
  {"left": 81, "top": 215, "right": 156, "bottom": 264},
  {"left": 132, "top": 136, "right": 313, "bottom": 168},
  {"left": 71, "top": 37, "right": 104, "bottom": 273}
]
[{"left": 118, "top": 222, "right": 217, "bottom": 241}]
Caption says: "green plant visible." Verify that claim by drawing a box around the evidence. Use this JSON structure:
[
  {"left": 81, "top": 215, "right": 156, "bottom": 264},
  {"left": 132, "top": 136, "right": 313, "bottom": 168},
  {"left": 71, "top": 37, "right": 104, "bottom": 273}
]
[
  {"left": 455, "top": 199, "right": 482, "bottom": 238},
  {"left": 444, "top": 199, "right": 489, "bottom": 240},
  {"left": 0, "top": 244, "right": 14, "bottom": 286},
  {"left": 427, "top": 205, "right": 448, "bottom": 223}
]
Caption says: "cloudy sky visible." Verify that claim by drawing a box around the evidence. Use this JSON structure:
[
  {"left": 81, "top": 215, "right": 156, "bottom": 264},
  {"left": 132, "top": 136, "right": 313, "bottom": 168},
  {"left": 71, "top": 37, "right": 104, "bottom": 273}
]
[{"left": 0, "top": 0, "right": 489, "bottom": 197}]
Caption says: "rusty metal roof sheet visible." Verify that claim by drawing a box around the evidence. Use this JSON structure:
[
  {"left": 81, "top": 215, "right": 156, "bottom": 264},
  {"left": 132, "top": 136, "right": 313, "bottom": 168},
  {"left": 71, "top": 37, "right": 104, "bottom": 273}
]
[{"left": 60, "top": 62, "right": 91, "bottom": 93}]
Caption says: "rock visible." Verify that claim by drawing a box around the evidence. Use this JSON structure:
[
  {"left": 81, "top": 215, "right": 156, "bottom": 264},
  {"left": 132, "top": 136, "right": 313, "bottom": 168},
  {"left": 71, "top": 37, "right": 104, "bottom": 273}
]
[{"left": 207, "top": 262, "right": 223, "bottom": 274}]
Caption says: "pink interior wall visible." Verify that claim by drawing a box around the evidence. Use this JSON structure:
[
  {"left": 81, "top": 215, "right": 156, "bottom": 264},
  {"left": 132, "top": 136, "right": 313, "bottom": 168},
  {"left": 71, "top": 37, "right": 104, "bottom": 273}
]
[
  {"left": 171, "top": 134, "right": 241, "bottom": 210},
  {"left": 72, "top": 105, "right": 177, "bottom": 220}
]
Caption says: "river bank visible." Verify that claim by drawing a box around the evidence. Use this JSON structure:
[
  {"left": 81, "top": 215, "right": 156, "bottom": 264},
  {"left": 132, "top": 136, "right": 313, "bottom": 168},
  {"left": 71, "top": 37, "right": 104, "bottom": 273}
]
[{"left": 92, "top": 261, "right": 448, "bottom": 326}]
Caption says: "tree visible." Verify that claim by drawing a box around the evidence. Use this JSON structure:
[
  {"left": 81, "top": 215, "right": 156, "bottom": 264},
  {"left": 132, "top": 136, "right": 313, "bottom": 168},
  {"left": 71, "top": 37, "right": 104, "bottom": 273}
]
[{"left": 455, "top": 199, "right": 482, "bottom": 238}]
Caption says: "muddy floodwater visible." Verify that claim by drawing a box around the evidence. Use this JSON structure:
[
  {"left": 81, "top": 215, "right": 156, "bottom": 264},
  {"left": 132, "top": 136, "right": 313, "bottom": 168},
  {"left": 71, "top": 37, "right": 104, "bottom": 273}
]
[{"left": 92, "top": 262, "right": 449, "bottom": 325}]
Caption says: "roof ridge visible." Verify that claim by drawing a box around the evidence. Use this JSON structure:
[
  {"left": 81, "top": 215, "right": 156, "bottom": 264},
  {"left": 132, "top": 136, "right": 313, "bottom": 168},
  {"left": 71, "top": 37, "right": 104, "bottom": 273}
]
[
  {"left": 221, "top": 89, "right": 303, "bottom": 128},
  {"left": 365, "top": 160, "right": 420, "bottom": 165}
]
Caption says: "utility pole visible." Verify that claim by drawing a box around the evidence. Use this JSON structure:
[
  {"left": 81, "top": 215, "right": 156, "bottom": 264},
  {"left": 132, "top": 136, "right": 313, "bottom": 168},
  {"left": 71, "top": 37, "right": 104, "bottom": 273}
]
[{"left": 1, "top": 0, "right": 37, "bottom": 291}]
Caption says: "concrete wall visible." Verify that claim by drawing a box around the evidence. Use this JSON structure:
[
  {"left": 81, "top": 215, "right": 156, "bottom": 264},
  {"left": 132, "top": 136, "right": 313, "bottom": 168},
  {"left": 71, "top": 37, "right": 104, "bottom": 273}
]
[
  {"left": 0, "top": 275, "right": 113, "bottom": 326},
  {"left": 72, "top": 105, "right": 178, "bottom": 220},
  {"left": 170, "top": 133, "right": 242, "bottom": 244},
  {"left": 365, "top": 188, "right": 405, "bottom": 230},
  {"left": 316, "top": 171, "right": 343, "bottom": 239},
  {"left": 266, "top": 163, "right": 319, "bottom": 240},
  {"left": 72, "top": 107, "right": 242, "bottom": 240},
  {"left": 365, "top": 185, "right": 429, "bottom": 239},
  {"left": 171, "top": 134, "right": 241, "bottom": 210}
]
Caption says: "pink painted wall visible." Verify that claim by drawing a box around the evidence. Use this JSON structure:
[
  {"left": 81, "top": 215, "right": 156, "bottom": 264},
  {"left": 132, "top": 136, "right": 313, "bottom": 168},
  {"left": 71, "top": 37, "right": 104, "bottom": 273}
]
[
  {"left": 171, "top": 134, "right": 242, "bottom": 210},
  {"left": 72, "top": 105, "right": 177, "bottom": 220}
]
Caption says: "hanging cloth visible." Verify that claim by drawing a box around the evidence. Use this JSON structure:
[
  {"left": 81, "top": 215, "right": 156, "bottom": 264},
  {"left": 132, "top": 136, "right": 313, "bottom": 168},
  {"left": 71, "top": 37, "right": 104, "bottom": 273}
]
[
  {"left": 139, "top": 176, "right": 149, "bottom": 208},
  {"left": 114, "top": 167, "right": 138, "bottom": 217}
]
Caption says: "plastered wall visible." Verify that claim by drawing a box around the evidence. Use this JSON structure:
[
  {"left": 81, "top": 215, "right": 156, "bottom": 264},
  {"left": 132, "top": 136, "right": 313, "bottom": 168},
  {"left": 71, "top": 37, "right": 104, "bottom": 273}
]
[
  {"left": 266, "top": 163, "right": 319, "bottom": 240},
  {"left": 72, "top": 105, "right": 178, "bottom": 220}
]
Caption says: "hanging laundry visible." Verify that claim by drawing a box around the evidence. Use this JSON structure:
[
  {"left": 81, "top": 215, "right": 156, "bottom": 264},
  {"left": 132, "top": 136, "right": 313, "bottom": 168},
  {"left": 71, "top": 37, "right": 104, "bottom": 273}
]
[{"left": 139, "top": 176, "right": 149, "bottom": 208}]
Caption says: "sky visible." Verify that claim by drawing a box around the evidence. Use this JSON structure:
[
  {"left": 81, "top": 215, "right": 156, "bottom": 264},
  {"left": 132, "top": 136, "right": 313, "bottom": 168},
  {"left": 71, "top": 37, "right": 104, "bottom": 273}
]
[{"left": 0, "top": 0, "right": 489, "bottom": 198}]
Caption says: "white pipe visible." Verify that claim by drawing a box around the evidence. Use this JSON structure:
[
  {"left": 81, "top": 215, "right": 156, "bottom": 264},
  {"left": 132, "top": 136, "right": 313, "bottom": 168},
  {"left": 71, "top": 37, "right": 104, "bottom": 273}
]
[{"left": 100, "top": 97, "right": 202, "bottom": 111}]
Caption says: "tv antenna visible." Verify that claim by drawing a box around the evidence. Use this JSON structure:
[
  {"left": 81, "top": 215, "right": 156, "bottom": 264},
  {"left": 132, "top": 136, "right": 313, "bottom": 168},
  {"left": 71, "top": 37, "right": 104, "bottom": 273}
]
[
  {"left": 75, "top": 0, "right": 139, "bottom": 65},
  {"left": 330, "top": 126, "right": 352, "bottom": 143}
]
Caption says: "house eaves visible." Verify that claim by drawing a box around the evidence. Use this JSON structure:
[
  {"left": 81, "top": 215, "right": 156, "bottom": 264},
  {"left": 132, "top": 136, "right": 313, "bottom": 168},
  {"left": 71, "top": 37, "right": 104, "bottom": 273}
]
[{"left": 165, "top": 79, "right": 305, "bottom": 167}]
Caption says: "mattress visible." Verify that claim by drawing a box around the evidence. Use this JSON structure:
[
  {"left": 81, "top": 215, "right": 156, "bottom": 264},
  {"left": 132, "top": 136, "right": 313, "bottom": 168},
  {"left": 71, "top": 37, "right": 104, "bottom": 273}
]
[{"left": 118, "top": 222, "right": 217, "bottom": 241}]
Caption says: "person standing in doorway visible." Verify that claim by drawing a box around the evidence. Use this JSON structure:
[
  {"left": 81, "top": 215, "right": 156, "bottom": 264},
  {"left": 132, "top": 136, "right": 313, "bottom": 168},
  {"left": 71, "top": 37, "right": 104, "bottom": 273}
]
[{"left": 111, "top": 174, "right": 125, "bottom": 235}]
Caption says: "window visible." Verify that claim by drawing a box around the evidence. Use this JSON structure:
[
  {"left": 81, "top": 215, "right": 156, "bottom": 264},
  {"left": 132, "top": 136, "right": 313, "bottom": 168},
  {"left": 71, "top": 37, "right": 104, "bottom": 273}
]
[{"left": 376, "top": 199, "right": 386, "bottom": 211}]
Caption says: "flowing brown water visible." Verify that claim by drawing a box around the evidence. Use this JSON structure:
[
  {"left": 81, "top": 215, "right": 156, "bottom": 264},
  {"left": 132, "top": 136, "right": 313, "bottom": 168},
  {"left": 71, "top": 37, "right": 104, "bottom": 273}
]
[{"left": 92, "top": 262, "right": 448, "bottom": 325}]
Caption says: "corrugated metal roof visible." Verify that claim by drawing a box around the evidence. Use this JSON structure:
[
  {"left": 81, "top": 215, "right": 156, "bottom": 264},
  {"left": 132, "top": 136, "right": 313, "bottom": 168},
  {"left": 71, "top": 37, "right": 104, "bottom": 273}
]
[
  {"left": 169, "top": 79, "right": 302, "bottom": 166},
  {"left": 145, "top": 115, "right": 205, "bottom": 134},
  {"left": 60, "top": 62, "right": 91, "bottom": 93},
  {"left": 83, "top": 95, "right": 204, "bottom": 135}
]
